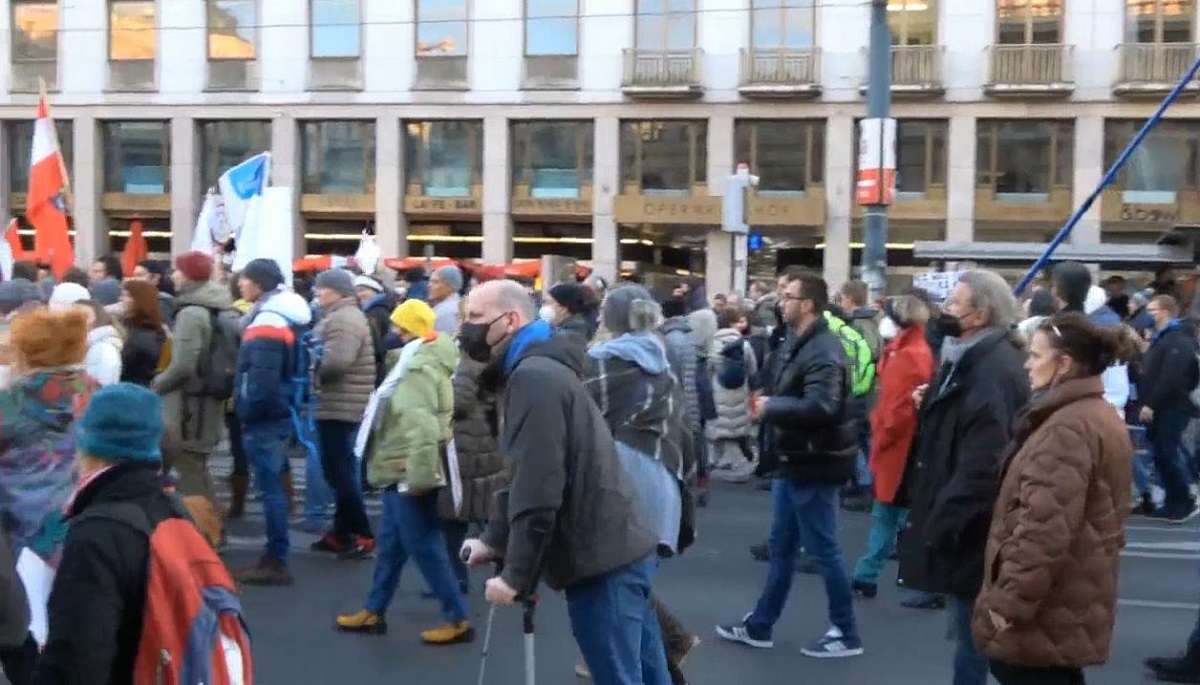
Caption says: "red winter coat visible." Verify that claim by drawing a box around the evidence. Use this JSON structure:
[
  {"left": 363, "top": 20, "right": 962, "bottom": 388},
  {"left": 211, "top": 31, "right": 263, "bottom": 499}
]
[{"left": 868, "top": 325, "right": 934, "bottom": 504}]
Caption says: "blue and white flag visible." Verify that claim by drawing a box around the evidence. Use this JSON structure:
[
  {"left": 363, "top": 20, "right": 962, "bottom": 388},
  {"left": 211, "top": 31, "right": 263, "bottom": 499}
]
[{"left": 218, "top": 152, "right": 270, "bottom": 244}]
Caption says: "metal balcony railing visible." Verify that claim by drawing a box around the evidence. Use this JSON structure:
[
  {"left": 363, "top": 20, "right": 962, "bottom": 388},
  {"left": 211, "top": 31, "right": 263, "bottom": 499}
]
[
  {"left": 889, "top": 44, "right": 943, "bottom": 88},
  {"left": 739, "top": 48, "right": 821, "bottom": 88},
  {"left": 1116, "top": 43, "right": 1200, "bottom": 86},
  {"left": 987, "top": 44, "right": 1074, "bottom": 87},
  {"left": 621, "top": 48, "right": 702, "bottom": 89}
]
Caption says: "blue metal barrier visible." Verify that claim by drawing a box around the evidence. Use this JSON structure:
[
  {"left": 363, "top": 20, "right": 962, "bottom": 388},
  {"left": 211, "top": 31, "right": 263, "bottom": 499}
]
[{"left": 1014, "top": 56, "right": 1200, "bottom": 295}]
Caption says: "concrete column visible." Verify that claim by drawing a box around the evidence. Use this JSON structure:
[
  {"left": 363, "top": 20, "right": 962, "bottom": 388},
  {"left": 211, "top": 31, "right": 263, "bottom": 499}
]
[
  {"left": 71, "top": 116, "right": 104, "bottom": 266},
  {"left": 482, "top": 116, "right": 513, "bottom": 264},
  {"left": 823, "top": 115, "right": 853, "bottom": 288},
  {"left": 591, "top": 117, "right": 620, "bottom": 281},
  {"left": 1071, "top": 116, "right": 1104, "bottom": 245},
  {"left": 0, "top": 125, "right": 10, "bottom": 235},
  {"left": 705, "top": 115, "right": 735, "bottom": 297},
  {"left": 169, "top": 117, "right": 197, "bottom": 255},
  {"left": 946, "top": 116, "right": 977, "bottom": 243},
  {"left": 268, "top": 116, "right": 305, "bottom": 257},
  {"left": 374, "top": 115, "right": 407, "bottom": 259}
]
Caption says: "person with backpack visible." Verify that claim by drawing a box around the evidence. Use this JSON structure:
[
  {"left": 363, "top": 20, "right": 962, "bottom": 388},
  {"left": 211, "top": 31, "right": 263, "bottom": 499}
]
[
  {"left": 835, "top": 281, "right": 882, "bottom": 512},
  {"left": 822, "top": 307, "right": 876, "bottom": 512},
  {"left": 151, "top": 251, "right": 234, "bottom": 507},
  {"left": 234, "top": 258, "right": 313, "bottom": 586},
  {"left": 32, "top": 383, "right": 253, "bottom": 685},
  {"left": 708, "top": 306, "right": 757, "bottom": 482}
]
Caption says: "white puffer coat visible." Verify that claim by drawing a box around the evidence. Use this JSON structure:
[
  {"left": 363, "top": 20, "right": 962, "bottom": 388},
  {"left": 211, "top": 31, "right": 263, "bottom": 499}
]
[{"left": 706, "top": 327, "right": 757, "bottom": 440}]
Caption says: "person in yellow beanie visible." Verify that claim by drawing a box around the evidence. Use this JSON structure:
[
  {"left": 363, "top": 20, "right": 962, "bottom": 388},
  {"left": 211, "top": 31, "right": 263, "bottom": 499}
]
[{"left": 336, "top": 298, "right": 474, "bottom": 645}]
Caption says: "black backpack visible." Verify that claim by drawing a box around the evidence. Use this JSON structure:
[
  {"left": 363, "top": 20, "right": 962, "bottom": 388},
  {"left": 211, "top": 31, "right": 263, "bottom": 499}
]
[
  {"left": 188, "top": 307, "right": 242, "bottom": 401},
  {"left": 716, "top": 339, "right": 748, "bottom": 390}
]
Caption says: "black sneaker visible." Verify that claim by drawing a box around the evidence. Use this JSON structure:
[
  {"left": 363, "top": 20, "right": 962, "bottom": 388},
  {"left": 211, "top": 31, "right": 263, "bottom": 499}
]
[
  {"left": 715, "top": 614, "right": 773, "bottom": 649},
  {"left": 800, "top": 627, "right": 863, "bottom": 659},
  {"left": 1157, "top": 502, "right": 1200, "bottom": 525},
  {"left": 1146, "top": 652, "right": 1200, "bottom": 682},
  {"left": 852, "top": 579, "right": 877, "bottom": 599}
]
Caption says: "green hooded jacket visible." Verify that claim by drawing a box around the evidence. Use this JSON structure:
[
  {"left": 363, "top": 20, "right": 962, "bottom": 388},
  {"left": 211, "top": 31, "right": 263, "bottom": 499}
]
[{"left": 366, "top": 334, "right": 459, "bottom": 490}]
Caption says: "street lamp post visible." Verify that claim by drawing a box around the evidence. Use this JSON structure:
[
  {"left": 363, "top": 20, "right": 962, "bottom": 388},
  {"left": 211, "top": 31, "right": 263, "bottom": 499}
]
[{"left": 860, "top": 0, "right": 894, "bottom": 302}]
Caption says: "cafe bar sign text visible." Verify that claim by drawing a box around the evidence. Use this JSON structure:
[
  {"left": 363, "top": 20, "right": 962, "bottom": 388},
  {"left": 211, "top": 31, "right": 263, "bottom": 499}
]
[{"left": 405, "top": 196, "right": 481, "bottom": 214}]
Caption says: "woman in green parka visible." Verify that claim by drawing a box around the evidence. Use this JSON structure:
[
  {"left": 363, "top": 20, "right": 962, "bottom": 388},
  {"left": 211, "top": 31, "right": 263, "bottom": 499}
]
[{"left": 336, "top": 299, "right": 474, "bottom": 646}]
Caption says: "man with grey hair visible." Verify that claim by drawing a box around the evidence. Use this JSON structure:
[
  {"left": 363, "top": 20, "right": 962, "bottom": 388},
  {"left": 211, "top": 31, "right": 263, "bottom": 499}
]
[
  {"left": 458, "top": 279, "right": 669, "bottom": 683},
  {"left": 897, "top": 269, "right": 1029, "bottom": 685},
  {"left": 429, "top": 265, "right": 463, "bottom": 334}
]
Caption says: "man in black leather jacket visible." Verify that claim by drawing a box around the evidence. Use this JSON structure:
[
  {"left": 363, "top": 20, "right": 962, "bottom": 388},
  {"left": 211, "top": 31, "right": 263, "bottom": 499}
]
[{"left": 716, "top": 271, "right": 863, "bottom": 659}]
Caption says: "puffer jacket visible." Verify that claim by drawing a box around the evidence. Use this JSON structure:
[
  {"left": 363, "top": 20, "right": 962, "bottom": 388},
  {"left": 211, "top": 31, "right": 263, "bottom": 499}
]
[
  {"left": 972, "top": 376, "right": 1132, "bottom": 668},
  {"left": 235, "top": 290, "right": 313, "bottom": 426},
  {"left": 439, "top": 354, "right": 507, "bottom": 523},
  {"left": 315, "top": 297, "right": 376, "bottom": 422},
  {"left": 85, "top": 325, "right": 123, "bottom": 386},
  {"left": 706, "top": 328, "right": 756, "bottom": 440},
  {"left": 659, "top": 317, "right": 701, "bottom": 432},
  {"left": 152, "top": 281, "right": 233, "bottom": 451}
]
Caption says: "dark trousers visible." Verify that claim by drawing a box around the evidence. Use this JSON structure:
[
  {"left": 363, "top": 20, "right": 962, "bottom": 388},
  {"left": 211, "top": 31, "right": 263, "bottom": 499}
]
[
  {"left": 1147, "top": 407, "right": 1198, "bottom": 517},
  {"left": 990, "top": 661, "right": 1085, "bottom": 685},
  {"left": 441, "top": 519, "right": 470, "bottom": 591},
  {"left": 317, "top": 419, "right": 373, "bottom": 541},
  {"left": 0, "top": 634, "right": 37, "bottom": 685}
]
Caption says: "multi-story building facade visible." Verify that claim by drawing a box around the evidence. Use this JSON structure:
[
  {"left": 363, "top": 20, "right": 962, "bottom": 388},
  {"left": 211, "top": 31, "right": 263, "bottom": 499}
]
[{"left": 1, "top": 0, "right": 1198, "bottom": 292}]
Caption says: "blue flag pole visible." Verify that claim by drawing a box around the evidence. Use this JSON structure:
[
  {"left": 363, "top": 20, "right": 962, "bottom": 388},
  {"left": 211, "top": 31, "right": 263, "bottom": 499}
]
[{"left": 1013, "top": 55, "right": 1200, "bottom": 296}]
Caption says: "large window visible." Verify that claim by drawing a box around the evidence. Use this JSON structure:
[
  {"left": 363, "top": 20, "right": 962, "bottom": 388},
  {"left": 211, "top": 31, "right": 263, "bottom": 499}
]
[
  {"left": 103, "top": 121, "right": 170, "bottom": 194},
  {"left": 199, "top": 121, "right": 272, "bottom": 190},
  {"left": 11, "top": 1, "right": 58, "bottom": 63},
  {"left": 888, "top": 0, "right": 937, "bottom": 45},
  {"left": 734, "top": 120, "right": 823, "bottom": 195},
  {"left": 207, "top": 0, "right": 256, "bottom": 60},
  {"left": 416, "top": 0, "right": 468, "bottom": 55},
  {"left": 109, "top": 1, "right": 156, "bottom": 61},
  {"left": 996, "top": 0, "right": 1063, "bottom": 44},
  {"left": 525, "top": 0, "right": 578, "bottom": 56},
  {"left": 1105, "top": 120, "right": 1200, "bottom": 202},
  {"left": 404, "top": 121, "right": 482, "bottom": 197},
  {"left": 634, "top": 0, "right": 696, "bottom": 50},
  {"left": 853, "top": 120, "right": 947, "bottom": 196},
  {"left": 301, "top": 121, "right": 376, "bottom": 194},
  {"left": 7, "top": 120, "right": 73, "bottom": 194},
  {"left": 750, "top": 0, "right": 816, "bottom": 49},
  {"left": 511, "top": 121, "right": 594, "bottom": 198},
  {"left": 620, "top": 120, "right": 707, "bottom": 194},
  {"left": 310, "top": 0, "right": 361, "bottom": 58},
  {"left": 1126, "top": 0, "right": 1194, "bottom": 42},
  {"left": 977, "top": 120, "right": 1073, "bottom": 199}
]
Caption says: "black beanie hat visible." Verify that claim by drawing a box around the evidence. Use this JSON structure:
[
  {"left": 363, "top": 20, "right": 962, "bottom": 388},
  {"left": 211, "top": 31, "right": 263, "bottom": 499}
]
[
  {"left": 549, "top": 282, "right": 588, "bottom": 315},
  {"left": 241, "top": 258, "right": 284, "bottom": 293}
]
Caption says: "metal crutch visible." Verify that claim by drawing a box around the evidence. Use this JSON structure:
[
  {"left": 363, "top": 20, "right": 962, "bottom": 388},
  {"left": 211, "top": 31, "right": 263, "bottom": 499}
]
[{"left": 466, "top": 550, "right": 502, "bottom": 685}]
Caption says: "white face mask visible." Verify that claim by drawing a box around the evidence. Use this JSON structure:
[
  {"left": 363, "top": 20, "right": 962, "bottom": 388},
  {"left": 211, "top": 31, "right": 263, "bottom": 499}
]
[
  {"left": 878, "top": 316, "right": 900, "bottom": 340},
  {"left": 539, "top": 305, "right": 557, "bottom": 323}
]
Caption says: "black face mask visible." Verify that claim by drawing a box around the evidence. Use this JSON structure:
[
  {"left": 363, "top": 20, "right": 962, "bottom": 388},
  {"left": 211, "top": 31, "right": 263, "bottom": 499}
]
[
  {"left": 460, "top": 314, "right": 508, "bottom": 363},
  {"left": 937, "top": 311, "right": 966, "bottom": 338}
]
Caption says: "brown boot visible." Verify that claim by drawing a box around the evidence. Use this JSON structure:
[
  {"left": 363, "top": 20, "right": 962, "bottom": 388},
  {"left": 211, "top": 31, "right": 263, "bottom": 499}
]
[
  {"left": 226, "top": 475, "right": 249, "bottom": 520},
  {"left": 280, "top": 471, "right": 296, "bottom": 516},
  {"left": 235, "top": 557, "right": 294, "bottom": 586}
]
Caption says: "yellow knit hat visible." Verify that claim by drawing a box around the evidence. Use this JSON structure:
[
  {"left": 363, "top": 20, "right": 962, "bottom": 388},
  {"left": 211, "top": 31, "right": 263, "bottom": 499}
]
[{"left": 390, "top": 299, "right": 437, "bottom": 337}]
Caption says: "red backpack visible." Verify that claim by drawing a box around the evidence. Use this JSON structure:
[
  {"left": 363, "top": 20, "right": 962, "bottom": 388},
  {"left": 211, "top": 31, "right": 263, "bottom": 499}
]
[{"left": 77, "top": 497, "right": 253, "bottom": 685}]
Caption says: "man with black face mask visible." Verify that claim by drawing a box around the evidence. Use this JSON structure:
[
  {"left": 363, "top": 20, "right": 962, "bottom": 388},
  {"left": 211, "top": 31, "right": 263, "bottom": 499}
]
[
  {"left": 896, "top": 270, "right": 1029, "bottom": 685},
  {"left": 458, "top": 279, "right": 669, "bottom": 683}
]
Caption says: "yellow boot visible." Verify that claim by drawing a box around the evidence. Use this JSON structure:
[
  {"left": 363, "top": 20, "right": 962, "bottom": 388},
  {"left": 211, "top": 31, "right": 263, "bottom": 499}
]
[
  {"left": 421, "top": 620, "right": 475, "bottom": 645},
  {"left": 335, "top": 609, "right": 387, "bottom": 635}
]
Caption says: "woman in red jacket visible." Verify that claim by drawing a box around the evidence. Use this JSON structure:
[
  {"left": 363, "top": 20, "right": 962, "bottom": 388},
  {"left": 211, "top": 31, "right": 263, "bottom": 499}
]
[{"left": 851, "top": 293, "right": 935, "bottom": 598}]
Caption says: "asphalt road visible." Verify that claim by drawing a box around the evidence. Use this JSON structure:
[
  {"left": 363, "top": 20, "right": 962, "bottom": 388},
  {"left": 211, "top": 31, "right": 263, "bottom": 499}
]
[{"left": 214, "top": 455, "right": 1200, "bottom": 685}]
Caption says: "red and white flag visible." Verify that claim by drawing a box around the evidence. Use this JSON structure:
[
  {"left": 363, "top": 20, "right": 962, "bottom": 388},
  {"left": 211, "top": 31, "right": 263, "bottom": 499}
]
[{"left": 28, "top": 94, "right": 73, "bottom": 279}]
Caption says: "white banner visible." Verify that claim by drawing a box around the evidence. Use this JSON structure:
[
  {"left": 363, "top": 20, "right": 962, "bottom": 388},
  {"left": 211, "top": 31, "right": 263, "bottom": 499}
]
[{"left": 233, "top": 187, "right": 293, "bottom": 287}]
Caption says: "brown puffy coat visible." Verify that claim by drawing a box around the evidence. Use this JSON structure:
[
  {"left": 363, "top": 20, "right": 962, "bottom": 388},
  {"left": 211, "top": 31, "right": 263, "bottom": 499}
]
[
  {"left": 972, "top": 376, "right": 1132, "bottom": 668},
  {"left": 314, "top": 297, "right": 376, "bottom": 422},
  {"left": 439, "top": 354, "right": 507, "bottom": 522}
]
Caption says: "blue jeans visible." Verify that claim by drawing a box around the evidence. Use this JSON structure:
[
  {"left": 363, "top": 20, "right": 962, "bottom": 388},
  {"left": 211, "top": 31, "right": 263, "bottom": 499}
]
[
  {"left": 747, "top": 480, "right": 858, "bottom": 641},
  {"left": 365, "top": 490, "right": 467, "bottom": 622},
  {"left": 567, "top": 556, "right": 670, "bottom": 685},
  {"left": 1148, "top": 408, "right": 1197, "bottom": 517},
  {"left": 853, "top": 502, "right": 905, "bottom": 583},
  {"left": 298, "top": 422, "right": 333, "bottom": 529},
  {"left": 317, "top": 419, "right": 373, "bottom": 540},
  {"left": 242, "top": 419, "right": 292, "bottom": 562},
  {"left": 947, "top": 595, "right": 989, "bottom": 685}
]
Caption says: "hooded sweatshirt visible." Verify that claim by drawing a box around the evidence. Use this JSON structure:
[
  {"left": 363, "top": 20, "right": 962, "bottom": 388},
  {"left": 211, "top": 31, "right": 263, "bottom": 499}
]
[
  {"left": 234, "top": 290, "right": 313, "bottom": 425},
  {"left": 85, "top": 325, "right": 123, "bottom": 386}
]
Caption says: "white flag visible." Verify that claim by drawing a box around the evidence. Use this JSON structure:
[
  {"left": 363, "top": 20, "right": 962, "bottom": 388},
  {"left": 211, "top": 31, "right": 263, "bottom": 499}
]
[
  {"left": 191, "top": 191, "right": 222, "bottom": 254},
  {"left": 355, "top": 232, "right": 381, "bottom": 275}
]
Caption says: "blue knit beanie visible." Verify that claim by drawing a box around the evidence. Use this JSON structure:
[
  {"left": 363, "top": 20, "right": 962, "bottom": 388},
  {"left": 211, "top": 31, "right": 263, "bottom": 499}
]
[{"left": 75, "top": 383, "right": 163, "bottom": 463}]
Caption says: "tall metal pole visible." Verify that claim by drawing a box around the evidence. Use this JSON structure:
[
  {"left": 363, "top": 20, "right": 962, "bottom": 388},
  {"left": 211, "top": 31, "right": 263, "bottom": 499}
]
[{"left": 862, "top": 0, "right": 892, "bottom": 302}]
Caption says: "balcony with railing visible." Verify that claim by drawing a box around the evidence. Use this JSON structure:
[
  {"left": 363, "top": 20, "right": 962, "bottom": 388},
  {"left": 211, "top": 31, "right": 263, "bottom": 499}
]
[
  {"left": 621, "top": 48, "right": 703, "bottom": 97},
  {"left": 1114, "top": 43, "right": 1200, "bottom": 96},
  {"left": 860, "top": 45, "right": 944, "bottom": 97},
  {"left": 984, "top": 44, "right": 1074, "bottom": 96},
  {"left": 738, "top": 48, "right": 821, "bottom": 98}
]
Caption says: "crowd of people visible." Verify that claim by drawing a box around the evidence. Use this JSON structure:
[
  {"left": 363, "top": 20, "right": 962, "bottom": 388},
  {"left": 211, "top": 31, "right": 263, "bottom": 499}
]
[{"left": 0, "top": 250, "right": 1199, "bottom": 683}]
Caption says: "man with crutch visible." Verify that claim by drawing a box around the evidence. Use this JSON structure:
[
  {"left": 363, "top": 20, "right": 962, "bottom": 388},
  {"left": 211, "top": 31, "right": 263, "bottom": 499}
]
[{"left": 459, "top": 279, "right": 669, "bottom": 684}]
